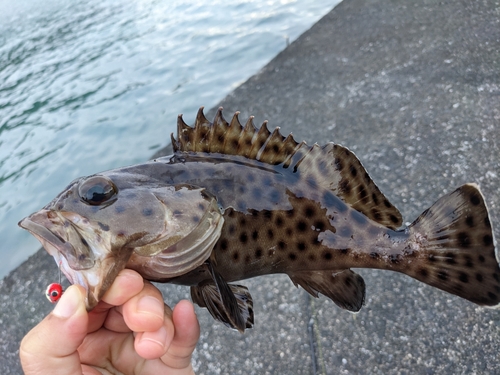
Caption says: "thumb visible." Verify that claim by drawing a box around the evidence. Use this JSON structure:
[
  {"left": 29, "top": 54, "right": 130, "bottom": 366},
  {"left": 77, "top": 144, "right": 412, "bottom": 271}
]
[{"left": 20, "top": 285, "right": 89, "bottom": 375}]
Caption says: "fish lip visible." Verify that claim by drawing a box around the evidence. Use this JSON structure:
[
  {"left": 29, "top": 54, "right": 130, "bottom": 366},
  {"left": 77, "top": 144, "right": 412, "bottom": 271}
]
[
  {"left": 19, "top": 213, "right": 78, "bottom": 262},
  {"left": 19, "top": 210, "right": 110, "bottom": 309}
]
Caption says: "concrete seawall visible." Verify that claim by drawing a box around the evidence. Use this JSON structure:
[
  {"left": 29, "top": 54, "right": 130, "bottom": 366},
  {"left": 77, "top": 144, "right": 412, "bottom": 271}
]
[{"left": 2, "top": 0, "right": 499, "bottom": 373}]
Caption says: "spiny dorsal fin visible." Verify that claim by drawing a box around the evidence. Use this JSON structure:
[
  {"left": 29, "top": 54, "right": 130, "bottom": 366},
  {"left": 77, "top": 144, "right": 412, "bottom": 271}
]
[{"left": 174, "top": 107, "right": 402, "bottom": 229}]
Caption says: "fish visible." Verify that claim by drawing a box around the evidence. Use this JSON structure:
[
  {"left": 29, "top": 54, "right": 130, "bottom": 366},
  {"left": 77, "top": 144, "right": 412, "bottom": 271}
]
[{"left": 19, "top": 108, "right": 500, "bottom": 332}]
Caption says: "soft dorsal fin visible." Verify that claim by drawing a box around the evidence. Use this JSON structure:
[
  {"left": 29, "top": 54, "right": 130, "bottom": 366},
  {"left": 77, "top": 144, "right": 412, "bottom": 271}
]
[{"left": 173, "top": 107, "right": 402, "bottom": 229}]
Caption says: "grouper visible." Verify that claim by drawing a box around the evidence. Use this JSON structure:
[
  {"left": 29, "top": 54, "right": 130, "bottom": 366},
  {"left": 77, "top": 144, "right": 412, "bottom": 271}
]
[{"left": 19, "top": 108, "right": 500, "bottom": 332}]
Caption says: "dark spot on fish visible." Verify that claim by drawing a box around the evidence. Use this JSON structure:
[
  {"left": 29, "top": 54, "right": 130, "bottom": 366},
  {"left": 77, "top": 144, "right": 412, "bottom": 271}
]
[
  {"left": 142, "top": 208, "right": 154, "bottom": 217},
  {"left": 465, "top": 216, "right": 474, "bottom": 228},
  {"left": 390, "top": 215, "right": 400, "bottom": 225},
  {"left": 437, "top": 270, "right": 448, "bottom": 281},
  {"left": 262, "top": 176, "right": 273, "bottom": 186},
  {"left": 255, "top": 248, "right": 263, "bottom": 258},
  {"left": 267, "top": 229, "right": 274, "bottom": 240},
  {"left": 314, "top": 220, "right": 325, "bottom": 232},
  {"left": 245, "top": 255, "right": 251, "bottom": 264},
  {"left": 238, "top": 185, "right": 246, "bottom": 194},
  {"left": 286, "top": 209, "right": 295, "bottom": 218},
  {"left": 340, "top": 180, "right": 351, "bottom": 195},
  {"left": 228, "top": 224, "right": 236, "bottom": 235},
  {"left": 323, "top": 251, "right": 332, "bottom": 260},
  {"left": 115, "top": 206, "right": 126, "bottom": 214},
  {"left": 483, "top": 234, "right": 493, "bottom": 246},
  {"left": 278, "top": 240, "right": 286, "bottom": 251},
  {"left": 476, "top": 273, "right": 483, "bottom": 282},
  {"left": 370, "top": 252, "right": 379, "bottom": 259},
  {"left": 457, "top": 232, "right": 471, "bottom": 247},
  {"left": 304, "top": 205, "right": 315, "bottom": 218},
  {"left": 288, "top": 253, "right": 297, "bottom": 261},
  {"left": 344, "top": 277, "right": 351, "bottom": 287},
  {"left": 220, "top": 239, "right": 228, "bottom": 251},
  {"left": 232, "top": 252, "right": 239, "bottom": 261},
  {"left": 247, "top": 174, "right": 255, "bottom": 183},
  {"left": 286, "top": 228, "right": 293, "bottom": 236},
  {"left": 173, "top": 210, "right": 182, "bottom": 216},
  {"left": 263, "top": 210, "right": 273, "bottom": 219},
  {"left": 198, "top": 203, "right": 206, "bottom": 211},
  {"left": 419, "top": 268, "right": 429, "bottom": 277},
  {"left": 371, "top": 209, "right": 382, "bottom": 222},
  {"left": 275, "top": 216, "right": 284, "bottom": 227},
  {"left": 493, "top": 273, "right": 500, "bottom": 283},
  {"left": 389, "top": 254, "right": 400, "bottom": 263},
  {"left": 57, "top": 203, "right": 64, "bottom": 210},
  {"left": 358, "top": 186, "right": 368, "bottom": 202},
  {"left": 252, "top": 230, "right": 259, "bottom": 240},
  {"left": 297, "top": 242, "right": 306, "bottom": 252},
  {"left": 98, "top": 222, "right": 110, "bottom": 231},
  {"left": 340, "top": 248, "right": 349, "bottom": 255},
  {"left": 192, "top": 215, "right": 200, "bottom": 223},
  {"left": 334, "top": 157, "right": 343, "bottom": 171},
  {"left": 296, "top": 220, "right": 307, "bottom": 232},
  {"left": 239, "top": 232, "right": 248, "bottom": 244},
  {"left": 239, "top": 217, "right": 247, "bottom": 226},
  {"left": 308, "top": 254, "right": 316, "bottom": 262},
  {"left": 351, "top": 210, "right": 367, "bottom": 226},
  {"left": 470, "top": 192, "right": 481, "bottom": 206},
  {"left": 371, "top": 192, "right": 379, "bottom": 205},
  {"left": 384, "top": 199, "right": 391, "bottom": 208},
  {"left": 269, "top": 189, "right": 280, "bottom": 203},
  {"left": 459, "top": 272, "right": 469, "bottom": 283},
  {"left": 252, "top": 188, "right": 262, "bottom": 200},
  {"left": 488, "top": 292, "right": 498, "bottom": 301},
  {"left": 349, "top": 164, "right": 357, "bottom": 177},
  {"left": 458, "top": 255, "right": 473, "bottom": 269},
  {"left": 445, "top": 253, "right": 456, "bottom": 265}
]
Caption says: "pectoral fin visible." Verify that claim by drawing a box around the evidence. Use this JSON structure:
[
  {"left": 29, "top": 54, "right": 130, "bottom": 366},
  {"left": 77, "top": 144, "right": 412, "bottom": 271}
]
[
  {"left": 289, "top": 269, "right": 365, "bottom": 312},
  {"left": 190, "top": 261, "right": 254, "bottom": 332}
]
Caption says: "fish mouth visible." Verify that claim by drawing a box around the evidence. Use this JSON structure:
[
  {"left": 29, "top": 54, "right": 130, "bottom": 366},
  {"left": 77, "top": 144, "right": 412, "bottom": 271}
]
[{"left": 19, "top": 210, "right": 128, "bottom": 309}]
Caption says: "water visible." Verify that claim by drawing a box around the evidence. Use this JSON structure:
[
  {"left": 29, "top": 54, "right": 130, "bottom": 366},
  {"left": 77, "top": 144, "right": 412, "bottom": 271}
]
[{"left": 0, "top": 0, "right": 339, "bottom": 279}]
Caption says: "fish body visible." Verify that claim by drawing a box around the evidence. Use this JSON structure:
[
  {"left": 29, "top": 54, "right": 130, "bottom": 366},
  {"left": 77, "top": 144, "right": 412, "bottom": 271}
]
[{"left": 20, "top": 108, "right": 500, "bottom": 332}]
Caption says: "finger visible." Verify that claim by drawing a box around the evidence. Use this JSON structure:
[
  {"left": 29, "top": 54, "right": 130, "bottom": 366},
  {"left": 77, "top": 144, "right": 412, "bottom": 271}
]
[
  {"left": 119, "top": 281, "right": 165, "bottom": 333},
  {"left": 87, "top": 269, "right": 144, "bottom": 333},
  {"left": 20, "top": 285, "right": 88, "bottom": 375},
  {"left": 134, "top": 303, "right": 174, "bottom": 360},
  {"left": 161, "top": 300, "right": 200, "bottom": 369}
]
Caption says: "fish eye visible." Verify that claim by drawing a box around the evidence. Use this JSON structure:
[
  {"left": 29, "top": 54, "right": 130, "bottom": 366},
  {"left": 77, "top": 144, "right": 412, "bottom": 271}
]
[{"left": 78, "top": 176, "right": 117, "bottom": 206}]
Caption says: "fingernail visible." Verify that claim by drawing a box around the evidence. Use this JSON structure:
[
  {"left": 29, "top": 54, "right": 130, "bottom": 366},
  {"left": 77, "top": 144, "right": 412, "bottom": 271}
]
[
  {"left": 137, "top": 296, "right": 164, "bottom": 320},
  {"left": 140, "top": 325, "right": 168, "bottom": 349},
  {"left": 53, "top": 286, "right": 81, "bottom": 319}
]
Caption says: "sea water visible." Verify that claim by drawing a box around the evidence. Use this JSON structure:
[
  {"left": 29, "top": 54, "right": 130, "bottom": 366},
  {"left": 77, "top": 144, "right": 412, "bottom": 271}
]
[{"left": 0, "top": 0, "right": 339, "bottom": 278}]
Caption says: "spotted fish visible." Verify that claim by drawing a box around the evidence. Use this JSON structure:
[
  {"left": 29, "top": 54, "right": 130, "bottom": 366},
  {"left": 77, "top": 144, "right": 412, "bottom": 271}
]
[{"left": 20, "top": 108, "right": 500, "bottom": 332}]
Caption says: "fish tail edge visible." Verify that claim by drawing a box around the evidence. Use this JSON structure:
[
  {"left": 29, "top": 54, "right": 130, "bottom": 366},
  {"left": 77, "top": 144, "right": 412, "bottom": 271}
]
[{"left": 405, "top": 183, "right": 500, "bottom": 308}]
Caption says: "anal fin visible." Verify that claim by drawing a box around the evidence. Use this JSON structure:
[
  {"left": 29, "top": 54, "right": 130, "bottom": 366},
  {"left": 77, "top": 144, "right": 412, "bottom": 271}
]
[
  {"left": 289, "top": 269, "right": 365, "bottom": 312},
  {"left": 190, "top": 261, "right": 254, "bottom": 332}
]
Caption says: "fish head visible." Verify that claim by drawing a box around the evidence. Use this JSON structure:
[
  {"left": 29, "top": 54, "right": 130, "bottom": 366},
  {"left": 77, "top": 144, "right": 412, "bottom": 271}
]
[{"left": 19, "top": 172, "right": 224, "bottom": 309}]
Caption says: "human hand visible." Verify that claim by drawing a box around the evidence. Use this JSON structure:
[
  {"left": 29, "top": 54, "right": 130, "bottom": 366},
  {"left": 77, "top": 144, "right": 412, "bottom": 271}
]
[{"left": 20, "top": 269, "right": 200, "bottom": 375}]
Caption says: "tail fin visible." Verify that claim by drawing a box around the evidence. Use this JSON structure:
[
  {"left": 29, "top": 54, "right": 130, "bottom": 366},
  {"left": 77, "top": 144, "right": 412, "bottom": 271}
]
[{"left": 405, "top": 183, "right": 500, "bottom": 307}]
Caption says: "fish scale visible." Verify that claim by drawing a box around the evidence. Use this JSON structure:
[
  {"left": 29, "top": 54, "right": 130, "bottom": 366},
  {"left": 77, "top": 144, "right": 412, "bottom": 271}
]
[{"left": 19, "top": 108, "right": 500, "bottom": 333}]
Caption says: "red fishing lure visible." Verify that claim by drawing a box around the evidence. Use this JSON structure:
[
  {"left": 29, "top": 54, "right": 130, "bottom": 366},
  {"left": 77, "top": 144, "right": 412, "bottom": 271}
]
[
  {"left": 45, "top": 283, "right": 63, "bottom": 303},
  {"left": 45, "top": 261, "right": 64, "bottom": 303}
]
